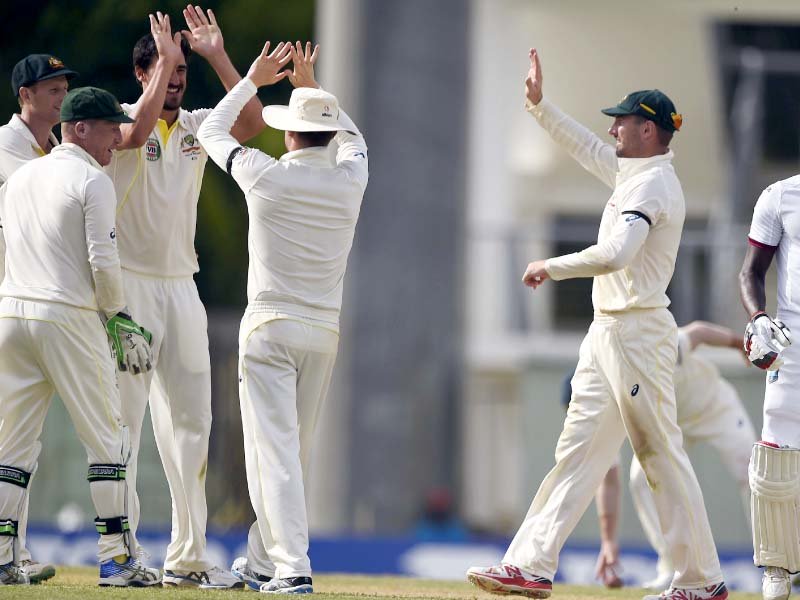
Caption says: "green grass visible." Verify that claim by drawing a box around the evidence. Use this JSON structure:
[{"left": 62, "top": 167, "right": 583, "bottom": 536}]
[{"left": 0, "top": 569, "right": 762, "bottom": 600}]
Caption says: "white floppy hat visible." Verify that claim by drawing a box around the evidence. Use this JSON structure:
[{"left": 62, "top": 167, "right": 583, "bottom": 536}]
[{"left": 262, "top": 87, "right": 347, "bottom": 132}]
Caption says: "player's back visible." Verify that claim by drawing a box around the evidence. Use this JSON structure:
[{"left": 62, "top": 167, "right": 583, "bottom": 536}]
[
  {"left": 0, "top": 143, "right": 116, "bottom": 312},
  {"left": 245, "top": 147, "right": 367, "bottom": 321}
]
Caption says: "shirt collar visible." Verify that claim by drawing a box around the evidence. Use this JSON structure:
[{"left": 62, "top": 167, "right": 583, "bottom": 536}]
[
  {"left": 280, "top": 146, "right": 332, "bottom": 166},
  {"left": 50, "top": 142, "right": 102, "bottom": 170},
  {"left": 129, "top": 98, "right": 191, "bottom": 131},
  {"left": 7, "top": 114, "right": 59, "bottom": 155},
  {"left": 617, "top": 150, "right": 674, "bottom": 182}
]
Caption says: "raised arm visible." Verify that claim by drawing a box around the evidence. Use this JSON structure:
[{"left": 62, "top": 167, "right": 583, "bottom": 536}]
[
  {"left": 197, "top": 41, "right": 291, "bottom": 191},
  {"left": 182, "top": 5, "right": 264, "bottom": 143},
  {"left": 118, "top": 12, "right": 184, "bottom": 150},
  {"left": 283, "top": 42, "right": 368, "bottom": 190},
  {"left": 524, "top": 49, "right": 617, "bottom": 189}
]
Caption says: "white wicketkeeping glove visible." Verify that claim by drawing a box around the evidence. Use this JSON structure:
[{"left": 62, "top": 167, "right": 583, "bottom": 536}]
[
  {"left": 105, "top": 312, "right": 153, "bottom": 375},
  {"left": 744, "top": 312, "right": 792, "bottom": 371}
]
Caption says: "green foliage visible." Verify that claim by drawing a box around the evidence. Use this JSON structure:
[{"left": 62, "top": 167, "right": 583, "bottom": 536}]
[{"left": 0, "top": 0, "right": 315, "bottom": 306}]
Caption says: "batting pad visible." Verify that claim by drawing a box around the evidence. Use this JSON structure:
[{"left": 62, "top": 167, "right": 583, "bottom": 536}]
[{"left": 750, "top": 442, "right": 800, "bottom": 571}]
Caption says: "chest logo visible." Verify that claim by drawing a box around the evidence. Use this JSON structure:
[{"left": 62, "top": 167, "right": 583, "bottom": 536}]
[
  {"left": 181, "top": 133, "right": 201, "bottom": 160},
  {"left": 145, "top": 137, "right": 161, "bottom": 161}
]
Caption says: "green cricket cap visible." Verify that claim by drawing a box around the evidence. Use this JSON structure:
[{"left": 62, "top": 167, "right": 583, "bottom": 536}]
[
  {"left": 601, "top": 89, "right": 682, "bottom": 132},
  {"left": 12, "top": 54, "right": 78, "bottom": 96},
  {"left": 60, "top": 87, "right": 134, "bottom": 123}
]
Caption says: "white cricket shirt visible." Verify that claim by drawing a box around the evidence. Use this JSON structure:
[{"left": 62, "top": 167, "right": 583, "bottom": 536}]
[
  {"left": 0, "top": 114, "right": 58, "bottom": 186},
  {"left": 529, "top": 99, "right": 685, "bottom": 313},
  {"left": 105, "top": 102, "right": 211, "bottom": 278},
  {"left": 748, "top": 176, "right": 800, "bottom": 320},
  {"left": 0, "top": 143, "right": 124, "bottom": 315},
  {"left": 198, "top": 79, "right": 369, "bottom": 328}
]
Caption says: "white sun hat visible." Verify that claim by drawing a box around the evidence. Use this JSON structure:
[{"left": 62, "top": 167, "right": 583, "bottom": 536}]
[{"left": 262, "top": 87, "right": 348, "bottom": 132}]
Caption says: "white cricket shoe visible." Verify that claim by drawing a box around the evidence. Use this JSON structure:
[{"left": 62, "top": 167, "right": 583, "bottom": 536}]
[
  {"left": 0, "top": 561, "right": 27, "bottom": 585},
  {"left": 19, "top": 559, "right": 55, "bottom": 584},
  {"left": 163, "top": 565, "right": 244, "bottom": 589},
  {"left": 642, "top": 582, "right": 728, "bottom": 600},
  {"left": 763, "top": 567, "right": 791, "bottom": 600},
  {"left": 231, "top": 556, "right": 272, "bottom": 590},
  {"left": 466, "top": 564, "right": 552, "bottom": 598}
]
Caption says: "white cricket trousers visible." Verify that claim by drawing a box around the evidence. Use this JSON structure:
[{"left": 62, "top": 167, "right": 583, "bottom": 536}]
[
  {"left": 117, "top": 270, "right": 212, "bottom": 571},
  {"left": 238, "top": 306, "right": 338, "bottom": 578},
  {"left": 629, "top": 378, "right": 755, "bottom": 578},
  {"left": 504, "top": 308, "right": 723, "bottom": 588},
  {"left": 0, "top": 298, "right": 128, "bottom": 563},
  {"left": 762, "top": 315, "right": 800, "bottom": 447}
]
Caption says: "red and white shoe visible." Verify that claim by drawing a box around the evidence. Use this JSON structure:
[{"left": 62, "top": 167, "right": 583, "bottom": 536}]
[
  {"left": 466, "top": 564, "right": 552, "bottom": 598},
  {"left": 642, "top": 582, "right": 728, "bottom": 600}
]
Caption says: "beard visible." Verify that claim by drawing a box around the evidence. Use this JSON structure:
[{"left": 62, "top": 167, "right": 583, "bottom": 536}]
[{"left": 163, "top": 91, "right": 184, "bottom": 111}]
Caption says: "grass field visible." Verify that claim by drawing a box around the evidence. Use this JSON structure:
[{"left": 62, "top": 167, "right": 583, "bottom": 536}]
[{"left": 0, "top": 569, "right": 763, "bottom": 600}]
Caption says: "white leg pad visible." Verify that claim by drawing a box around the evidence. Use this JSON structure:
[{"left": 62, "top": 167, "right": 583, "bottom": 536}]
[{"left": 750, "top": 442, "right": 800, "bottom": 571}]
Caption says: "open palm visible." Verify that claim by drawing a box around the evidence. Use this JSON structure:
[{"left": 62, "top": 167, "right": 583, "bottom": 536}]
[{"left": 182, "top": 4, "right": 224, "bottom": 57}]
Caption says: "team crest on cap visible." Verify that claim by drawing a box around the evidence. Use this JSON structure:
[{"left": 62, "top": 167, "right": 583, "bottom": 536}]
[
  {"left": 145, "top": 137, "right": 161, "bottom": 161},
  {"left": 48, "top": 56, "right": 64, "bottom": 69}
]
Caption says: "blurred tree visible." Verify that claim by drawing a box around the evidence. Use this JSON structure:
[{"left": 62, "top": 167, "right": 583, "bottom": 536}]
[{"left": 0, "top": 0, "right": 314, "bottom": 307}]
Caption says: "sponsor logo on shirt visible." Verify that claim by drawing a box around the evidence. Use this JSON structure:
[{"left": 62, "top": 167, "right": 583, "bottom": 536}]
[
  {"left": 145, "top": 137, "right": 161, "bottom": 161},
  {"left": 768, "top": 370, "right": 779, "bottom": 383},
  {"left": 181, "top": 133, "right": 201, "bottom": 160}
]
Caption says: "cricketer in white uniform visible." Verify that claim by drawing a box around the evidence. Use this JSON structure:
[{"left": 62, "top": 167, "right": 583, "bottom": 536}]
[
  {"left": 0, "top": 86, "right": 159, "bottom": 587},
  {"left": 632, "top": 323, "right": 755, "bottom": 590},
  {"left": 197, "top": 41, "right": 368, "bottom": 594},
  {"left": 0, "top": 53, "right": 77, "bottom": 583},
  {"left": 467, "top": 49, "right": 727, "bottom": 600},
  {"left": 740, "top": 176, "right": 800, "bottom": 600},
  {"left": 103, "top": 8, "right": 263, "bottom": 588},
  {"left": 587, "top": 322, "right": 756, "bottom": 590}
]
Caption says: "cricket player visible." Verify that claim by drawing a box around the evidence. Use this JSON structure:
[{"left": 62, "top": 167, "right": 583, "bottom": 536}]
[
  {"left": 587, "top": 321, "right": 756, "bottom": 590},
  {"left": 739, "top": 174, "right": 800, "bottom": 600},
  {"left": 467, "top": 49, "right": 728, "bottom": 600},
  {"left": 0, "top": 86, "right": 159, "bottom": 587},
  {"left": 197, "top": 40, "right": 368, "bottom": 593},
  {"left": 105, "top": 7, "right": 264, "bottom": 588},
  {"left": 0, "top": 52, "right": 78, "bottom": 584}
]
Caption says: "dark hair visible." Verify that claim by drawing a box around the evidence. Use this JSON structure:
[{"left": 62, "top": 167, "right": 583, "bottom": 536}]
[
  {"left": 294, "top": 130, "right": 336, "bottom": 147},
  {"left": 132, "top": 33, "right": 191, "bottom": 73}
]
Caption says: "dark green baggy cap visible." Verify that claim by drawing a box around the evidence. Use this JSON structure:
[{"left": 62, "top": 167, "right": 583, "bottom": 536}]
[
  {"left": 12, "top": 54, "right": 78, "bottom": 96},
  {"left": 601, "top": 89, "right": 682, "bottom": 132},
  {"left": 60, "top": 87, "right": 134, "bottom": 123}
]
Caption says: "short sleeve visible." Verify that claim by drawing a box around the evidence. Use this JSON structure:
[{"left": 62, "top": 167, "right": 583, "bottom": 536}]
[{"left": 748, "top": 183, "right": 782, "bottom": 248}]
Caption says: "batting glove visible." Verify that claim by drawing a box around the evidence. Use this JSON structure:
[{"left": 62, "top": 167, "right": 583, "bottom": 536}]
[
  {"left": 105, "top": 312, "right": 153, "bottom": 375},
  {"left": 744, "top": 312, "right": 792, "bottom": 371}
]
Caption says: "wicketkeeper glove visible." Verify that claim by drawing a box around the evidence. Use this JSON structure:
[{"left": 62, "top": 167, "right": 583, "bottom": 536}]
[
  {"left": 105, "top": 312, "right": 153, "bottom": 375},
  {"left": 744, "top": 312, "right": 792, "bottom": 371}
]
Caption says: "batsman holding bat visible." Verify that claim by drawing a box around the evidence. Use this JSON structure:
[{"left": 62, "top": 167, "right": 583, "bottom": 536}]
[
  {"left": 467, "top": 48, "right": 728, "bottom": 600},
  {"left": 740, "top": 178, "right": 800, "bottom": 600}
]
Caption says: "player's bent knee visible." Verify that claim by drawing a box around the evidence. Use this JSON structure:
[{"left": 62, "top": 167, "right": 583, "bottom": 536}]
[{"left": 750, "top": 442, "right": 800, "bottom": 571}]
